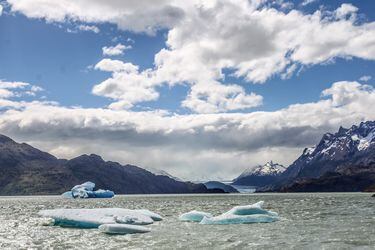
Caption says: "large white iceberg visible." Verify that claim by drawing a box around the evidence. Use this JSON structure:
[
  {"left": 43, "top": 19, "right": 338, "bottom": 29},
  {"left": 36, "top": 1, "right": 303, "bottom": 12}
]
[
  {"left": 179, "top": 201, "right": 279, "bottom": 225},
  {"left": 98, "top": 224, "right": 151, "bottom": 235},
  {"left": 62, "top": 181, "right": 115, "bottom": 199},
  {"left": 38, "top": 208, "right": 162, "bottom": 228},
  {"left": 179, "top": 210, "right": 213, "bottom": 222}
]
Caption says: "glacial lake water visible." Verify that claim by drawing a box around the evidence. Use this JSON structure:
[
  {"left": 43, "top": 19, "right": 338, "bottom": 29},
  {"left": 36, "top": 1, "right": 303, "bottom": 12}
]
[{"left": 0, "top": 193, "right": 374, "bottom": 249}]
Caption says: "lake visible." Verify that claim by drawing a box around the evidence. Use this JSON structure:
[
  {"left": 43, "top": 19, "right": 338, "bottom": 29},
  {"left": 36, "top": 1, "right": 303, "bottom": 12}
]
[{"left": 0, "top": 193, "right": 374, "bottom": 249}]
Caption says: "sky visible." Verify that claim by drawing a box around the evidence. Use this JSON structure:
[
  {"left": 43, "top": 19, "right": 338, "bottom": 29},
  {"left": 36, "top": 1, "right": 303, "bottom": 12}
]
[{"left": 0, "top": 0, "right": 374, "bottom": 180}]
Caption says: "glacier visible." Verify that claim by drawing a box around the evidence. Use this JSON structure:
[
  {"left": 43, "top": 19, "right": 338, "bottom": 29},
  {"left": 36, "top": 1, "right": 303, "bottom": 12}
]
[
  {"left": 38, "top": 208, "right": 162, "bottom": 229},
  {"left": 62, "top": 181, "right": 115, "bottom": 199},
  {"left": 179, "top": 201, "right": 279, "bottom": 225},
  {"left": 98, "top": 224, "right": 151, "bottom": 235},
  {"left": 179, "top": 211, "right": 213, "bottom": 222}
]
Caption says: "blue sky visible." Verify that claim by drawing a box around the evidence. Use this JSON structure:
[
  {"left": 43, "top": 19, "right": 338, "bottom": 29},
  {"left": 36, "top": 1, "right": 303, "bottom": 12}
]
[
  {"left": 1, "top": 0, "right": 374, "bottom": 112},
  {"left": 0, "top": 0, "right": 374, "bottom": 179}
]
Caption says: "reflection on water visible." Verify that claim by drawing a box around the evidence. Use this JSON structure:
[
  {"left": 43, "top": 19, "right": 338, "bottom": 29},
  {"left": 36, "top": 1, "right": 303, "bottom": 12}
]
[{"left": 0, "top": 193, "right": 374, "bottom": 249}]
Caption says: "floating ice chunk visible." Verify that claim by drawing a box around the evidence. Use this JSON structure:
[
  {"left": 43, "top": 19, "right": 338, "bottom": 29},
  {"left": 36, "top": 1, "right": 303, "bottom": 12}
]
[
  {"left": 91, "top": 189, "right": 115, "bottom": 198},
  {"left": 200, "top": 213, "right": 279, "bottom": 225},
  {"left": 38, "top": 208, "right": 161, "bottom": 228},
  {"left": 99, "top": 224, "right": 151, "bottom": 235},
  {"left": 182, "top": 201, "right": 279, "bottom": 225},
  {"left": 225, "top": 201, "right": 278, "bottom": 217},
  {"left": 72, "top": 181, "right": 95, "bottom": 192},
  {"left": 61, "top": 191, "right": 73, "bottom": 198},
  {"left": 63, "top": 181, "right": 115, "bottom": 199},
  {"left": 135, "top": 209, "right": 163, "bottom": 221},
  {"left": 179, "top": 211, "right": 213, "bottom": 222}
]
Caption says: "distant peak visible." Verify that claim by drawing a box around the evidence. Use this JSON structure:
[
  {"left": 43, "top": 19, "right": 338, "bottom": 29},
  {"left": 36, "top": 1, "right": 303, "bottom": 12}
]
[
  {"left": 0, "top": 134, "right": 15, "bottom": 144},
  {"left": 73, "top": 153, "right": 104, "bottom": 162}
]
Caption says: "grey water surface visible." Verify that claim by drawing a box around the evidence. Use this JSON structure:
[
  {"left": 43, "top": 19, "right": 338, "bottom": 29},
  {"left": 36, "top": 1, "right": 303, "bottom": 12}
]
[{"left": 0, "top": 193, "right": 374, "bottom": 249}]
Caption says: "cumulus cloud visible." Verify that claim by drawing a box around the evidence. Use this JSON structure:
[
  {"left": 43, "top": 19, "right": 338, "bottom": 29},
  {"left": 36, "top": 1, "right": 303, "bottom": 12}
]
[
  {"left": 0, "top": 4, "right": 3, "bottom": 16},
  {"left": 93, "top": 59, "right": 160, "bottom": 109},
  {"left": 7, "top": 0, "right": 186, "bottom": 35},
  {"left": 359, "top": 75, "right": 372, "bottom": 82},
  {"left": 78, "top": 24, "right": 100, "bottom": 33},
  {"left": 0, "top": 80, "right": 44, "bottom": 100},
  {"left": 0, "top": 81, "right": 374, "bottom": 179},
  {"left": 102, "top": 43, "right": 132, "bottom": 56},
  {"left": 8, "top": 1, "right": 375, "bottom": 83},
  {"left": 7, "top": 0, "right": 375, "bottom": 113},
  {"left": 301, "top": 0, "right": 318, "bottom": 6}
]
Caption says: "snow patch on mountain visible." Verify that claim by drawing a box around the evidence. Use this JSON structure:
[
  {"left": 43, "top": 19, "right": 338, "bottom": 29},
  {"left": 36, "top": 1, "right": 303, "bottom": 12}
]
[{"left": 237, "top": 161, "right": 286, "bottom": 179}]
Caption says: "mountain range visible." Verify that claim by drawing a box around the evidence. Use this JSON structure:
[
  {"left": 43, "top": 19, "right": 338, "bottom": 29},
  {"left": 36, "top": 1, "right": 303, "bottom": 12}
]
[
  {"left": 233, "top": 121, "right": 375, "bottom": 192},
  {"left": 0, "top": 134, "right": 217, "bottom": 195}
]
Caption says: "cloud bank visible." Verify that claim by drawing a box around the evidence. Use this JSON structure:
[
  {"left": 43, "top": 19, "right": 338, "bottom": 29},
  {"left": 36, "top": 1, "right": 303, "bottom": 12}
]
[
  {"left": 3, "top": 0, "right": 375, "bottom": 179},
  {"left": 0, "top": 81, "right": 374, "bottom": 179}
]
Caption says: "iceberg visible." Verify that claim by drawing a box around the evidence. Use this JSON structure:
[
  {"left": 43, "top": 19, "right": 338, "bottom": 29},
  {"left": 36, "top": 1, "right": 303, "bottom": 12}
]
[
  {"left": 99, "top": 224, "right": 151, "bottom": 235},
  {"left": 179, "top": 201, "right": 279, "bottom": 225},
  {"left": 179, "top": 211, "right": 213, "bottom": 222},
  {"left": 200, "top": 213, "right": 279, "bottom": 225},
  {"left": 225, "top": 201, "right": 278, "bottom": 217},
  {"left": 38, "top": 208, "right": 162, "bottom": 228},
  {"left": 62, "top": 181, "right": 115, "bottom": 199},
  {"left": 135, "top": 209, "right": 163, "bottom": 221}
]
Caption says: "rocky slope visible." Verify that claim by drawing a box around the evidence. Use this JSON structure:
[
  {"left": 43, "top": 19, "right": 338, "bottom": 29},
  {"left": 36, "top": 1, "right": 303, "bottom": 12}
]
[
  {"left": 232, "top": 161, "right": 286, "bottom": 186},
  {"left": 262, "top": 121, "right": 375, "bottom": 192},
  {"left": 0, "top": 135, "right": 213, "bottom": 195}
]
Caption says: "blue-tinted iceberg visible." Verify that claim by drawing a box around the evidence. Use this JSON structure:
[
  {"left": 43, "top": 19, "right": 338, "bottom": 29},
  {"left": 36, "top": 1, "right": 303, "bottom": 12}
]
[
  {"left": 200, "top": 213, "right": 278, "bottom": 225},
  {"left": 62, "top": 181, "right": 115, "bottom": 199},
  {"left": 38, "top": 208, "right": 162, "bottom": 229},
  {"left": 99, "top": 224, "right": 151, "bottom": 235},
  {"left": 179, "top": 211, "right": 213, "bottom": 222},
  {"left": 179, "top": 201, "right": 279, "bottom": 225}
]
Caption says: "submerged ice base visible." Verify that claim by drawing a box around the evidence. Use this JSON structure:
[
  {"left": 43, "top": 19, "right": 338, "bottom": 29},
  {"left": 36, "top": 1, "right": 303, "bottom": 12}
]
[
  {"left": 180, "top": 201, "right": 279, "bottom": 225},
  {"left": 38, "top": 208, "right": 162, "bottom": 229},
  {"left": 99, "top": 224, "right": 151, "bottom": 235}
]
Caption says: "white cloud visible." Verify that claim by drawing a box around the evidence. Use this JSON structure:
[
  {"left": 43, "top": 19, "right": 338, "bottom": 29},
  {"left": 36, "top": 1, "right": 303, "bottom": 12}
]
[
  {"left": 78, "top": 24, "right": 100, "bottom": 33},
  {"left": 102, "top": 43, "right": 131, "bottom": 56},
  {"left": 359, "top": 75, "right": 372, "bottom": 82},
  {"left": 335, "top": 3, "right": 358, "bottom": 20},
  {"left": 8, "top": 0, "right": 375, "bottom": 113},
  {"left": 0, "top": 4, "right": 3, "bottom": 16},
  {"left": 7, "top": 0, "right": 186, "bottom": 35},
  {"left": 0, "top": 80, "right": 374, "bottom": 179},
  {"left": 9, "top": 1, "right": 375, "bottom": 85},
  {"left": 93, "top": 59, "right": 159, "bottom": 109},
  {"left": 0, "top": 80, "right": 44, "bottom": 101},
  {"left": 301, "top": 0, "right": 318, "bottom": 6}
]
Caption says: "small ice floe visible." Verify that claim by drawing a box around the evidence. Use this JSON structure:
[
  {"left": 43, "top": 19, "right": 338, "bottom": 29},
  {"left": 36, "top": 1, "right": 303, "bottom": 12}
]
[
  {"left": 179, "top": 201, "right": 279, "bottom": 225},
  {"left": 98, "top": 224, "right": 151, "bottom": 235},
  {"left": 38, "top": 208, "right": 162, "bottom": 229},
  {"left": 179, "top": 211, "right": 213, "bottom": 222},
  {"left": 61, "top": 181, "right": 115, "bottom": 199}
]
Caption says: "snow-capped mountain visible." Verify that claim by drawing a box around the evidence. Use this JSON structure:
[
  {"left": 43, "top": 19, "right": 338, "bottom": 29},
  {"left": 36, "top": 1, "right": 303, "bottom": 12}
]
[
  {"left": 232, "top": 161, "right": 285, "bottom": 186},
  {"left": 302, "top": 121, "right": 375, "bottom": 163},
  {"left": 264, "top": 121, "right": 375, "bottom": 192},
  {"left": 236, "top": 161, "right": 285, "bottom": 178}
]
